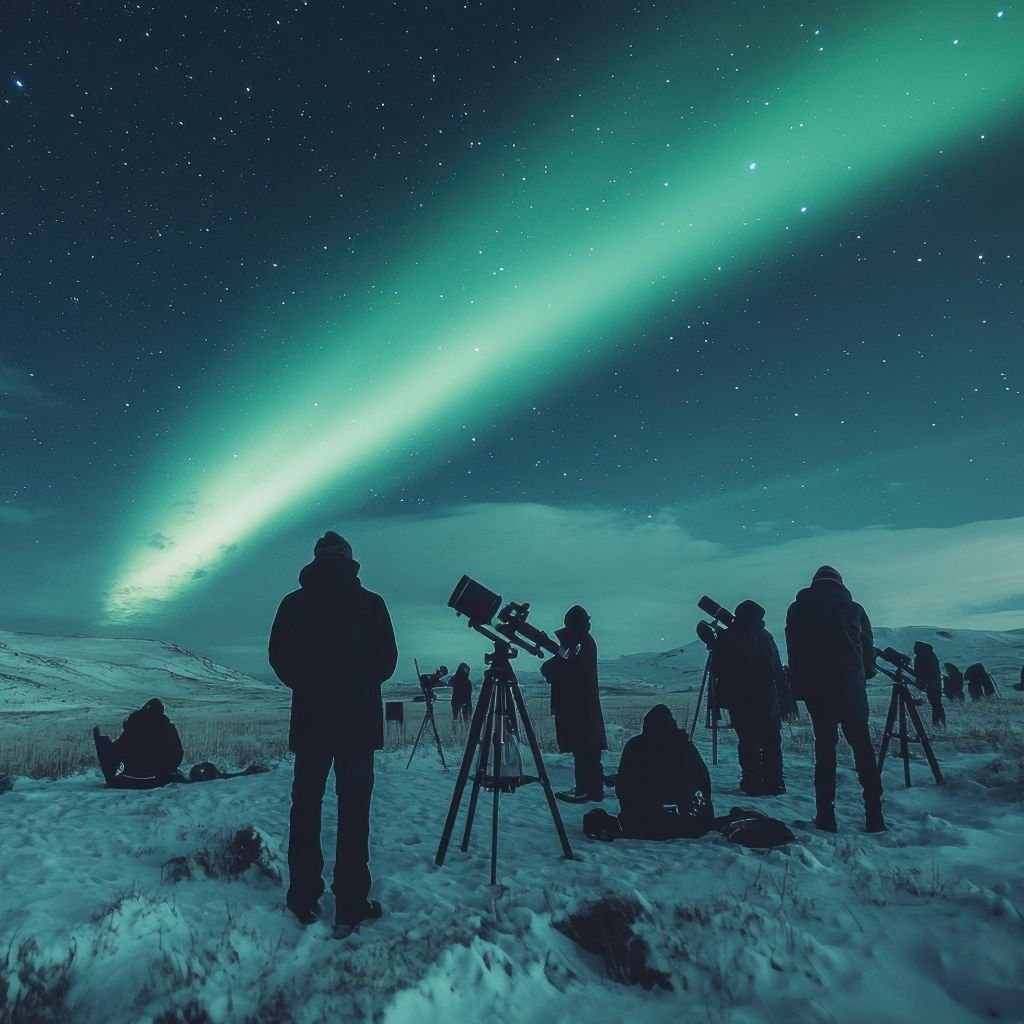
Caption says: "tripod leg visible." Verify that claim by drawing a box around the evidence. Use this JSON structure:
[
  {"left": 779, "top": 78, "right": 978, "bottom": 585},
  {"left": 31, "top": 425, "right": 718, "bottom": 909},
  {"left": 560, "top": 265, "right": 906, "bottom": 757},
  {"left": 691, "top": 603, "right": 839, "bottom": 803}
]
[
  {"left": 898, "top": 689, "right": 911, "bottom": 788},
  {"left": 461, "top": 694, "right": 497, "bottom": 852},
  {"left": 428, "top": 708, "right": 449, "bottom": 771},
  {"left": 436, "top": 674, "right": 495, "bottom": 866},
  {"left": 877, "top": 688, "right": 899, "bottom": 774},
  {"left": 691, "top": 657, "right": 710, "bottom": 737},
  {"left": 490, "top": 683, "right": 504, "bottom": 885},
  {"left": 709, "top": 674, "right": 719, "bottom": 768},
  {"left": 510, "top": 680, "right": 575, "bottom": 861},
  {"left": 407, "top": 709, "right": 433, "bottom": 770},
  {"left": 903, "top": 694, "right": 945, "bottom": 785}
]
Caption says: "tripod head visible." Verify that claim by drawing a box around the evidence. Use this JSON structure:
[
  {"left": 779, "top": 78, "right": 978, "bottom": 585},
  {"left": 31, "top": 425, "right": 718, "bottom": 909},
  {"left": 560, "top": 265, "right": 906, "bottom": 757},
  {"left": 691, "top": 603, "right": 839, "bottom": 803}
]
[
  {"left": 448, "top": 575, "right": 577, "bottom": 661},
  {"left": 874, "top": 647, "right": 920, "bottom": 686}
]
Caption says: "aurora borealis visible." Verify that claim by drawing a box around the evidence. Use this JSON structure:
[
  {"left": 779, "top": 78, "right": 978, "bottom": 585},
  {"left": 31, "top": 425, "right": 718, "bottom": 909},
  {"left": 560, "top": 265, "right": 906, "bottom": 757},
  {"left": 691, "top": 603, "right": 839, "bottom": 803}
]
[{"left": 3, "top": 2, "right": 1023, "bottom": 677}]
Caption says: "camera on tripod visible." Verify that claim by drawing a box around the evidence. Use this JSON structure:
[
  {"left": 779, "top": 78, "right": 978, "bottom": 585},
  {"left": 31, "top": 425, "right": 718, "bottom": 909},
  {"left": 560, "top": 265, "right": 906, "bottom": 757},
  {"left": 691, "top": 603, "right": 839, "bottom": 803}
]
[
  {"left": 416, "top": 665, "right": 449, "bottom": 704},
  {"left": 875, "top": 647, "right": 914, "bottom": 675},
  {"left": 695, "top": 594, "right": 735, "bottom": 649}
]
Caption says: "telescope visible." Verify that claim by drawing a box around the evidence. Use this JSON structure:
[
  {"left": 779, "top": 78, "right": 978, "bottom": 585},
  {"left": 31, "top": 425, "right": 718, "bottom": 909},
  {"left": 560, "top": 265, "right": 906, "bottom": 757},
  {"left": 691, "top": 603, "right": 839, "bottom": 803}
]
[
  {"left": 448, "top": 575, "right": 575, "bottom": 660},
  {"left": 876, "top": 647, "right": 914, "bottom": 675}
]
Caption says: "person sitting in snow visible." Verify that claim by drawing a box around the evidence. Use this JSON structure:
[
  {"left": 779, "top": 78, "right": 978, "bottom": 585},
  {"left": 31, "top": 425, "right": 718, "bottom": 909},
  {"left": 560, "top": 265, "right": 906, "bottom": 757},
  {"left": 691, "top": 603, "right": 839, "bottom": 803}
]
[
  {"left": 615, "top": 705, "right": 714, "bottom": 839},
  {"left": 708, "top": 599, "right": 788, "bottom": 796},
  {"left": 912, "top": 641, "right": 946, "bottom": 727},
  {"left": 93, "top": 698, "right": 185, "bottom": 788}
]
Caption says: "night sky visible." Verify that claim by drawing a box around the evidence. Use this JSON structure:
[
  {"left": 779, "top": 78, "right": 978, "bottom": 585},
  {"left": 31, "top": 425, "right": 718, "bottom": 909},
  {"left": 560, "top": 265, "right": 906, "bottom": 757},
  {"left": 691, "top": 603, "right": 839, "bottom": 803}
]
[{"left": 3, "top": 1, "right": 1022, "bottom": 681}]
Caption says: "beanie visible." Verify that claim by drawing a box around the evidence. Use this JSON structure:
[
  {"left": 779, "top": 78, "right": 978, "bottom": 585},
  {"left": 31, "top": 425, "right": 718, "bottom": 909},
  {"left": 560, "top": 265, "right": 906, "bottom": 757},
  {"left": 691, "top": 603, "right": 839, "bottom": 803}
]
[
  {"left": 812, "top": 565, "right": 844, "bottom": 585},
  {"left": 314, "top": 531, "right": 353, "bottom": 560}
]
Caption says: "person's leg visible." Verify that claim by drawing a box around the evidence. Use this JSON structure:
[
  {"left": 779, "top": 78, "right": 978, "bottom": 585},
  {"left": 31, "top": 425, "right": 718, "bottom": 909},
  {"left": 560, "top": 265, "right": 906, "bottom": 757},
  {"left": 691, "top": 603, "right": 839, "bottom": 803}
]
[
  {"left": 575, "top": 745, "right": 603, "bottom": 798},
  {"left": 287, "top": 743, "right": 333, "bottom": 918},
  {"left": 760, "top": 719, "right": 785, "bottom": 793},
  {"left": 840, "top": 716, "right": 885, "bottom": 830},
  {"left": 807, "top": 705, "right": 839, "bottom": 830},
  {"left": 332, "top": 748, "right": 376, "bottom": 923},
  {"left": 732, "top": 719, "right": 763, "bottom": 794}
]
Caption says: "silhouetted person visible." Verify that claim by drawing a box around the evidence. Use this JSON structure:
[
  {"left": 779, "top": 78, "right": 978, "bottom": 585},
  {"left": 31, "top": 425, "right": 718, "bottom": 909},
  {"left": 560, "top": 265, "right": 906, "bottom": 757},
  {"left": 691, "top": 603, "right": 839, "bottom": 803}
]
[
  {"left": 541, "top": 605, "right": 607, "bottom": 803},
  {"left": 964, "top": 662, "right": 996, "bottom": 701},
  {"left": 786, "top": 566, "right": 885, "bottom": 834},
  {"left": 1014, "top": 663, "right": 1024, "bottom": 692},
  {"left": 709, "top": 600, "right": 787, "bottom": 796},
  {"left": 93, "top": 698, "right": 184, "bottom": 789},
  {"left": 943, "top": 662, "right": 965, "bottom": 703},
  {"left": 913, "top": 641, "right": 946, "bottom": 727},
  {"left": 449, "top": 662, "right": 473, "bottom": 724},
  {"left": 616, "top": 705, "right": 714, "bottom": 839},
  {"left": 269, "top": 531, "right": 397, "bottom": 934}
]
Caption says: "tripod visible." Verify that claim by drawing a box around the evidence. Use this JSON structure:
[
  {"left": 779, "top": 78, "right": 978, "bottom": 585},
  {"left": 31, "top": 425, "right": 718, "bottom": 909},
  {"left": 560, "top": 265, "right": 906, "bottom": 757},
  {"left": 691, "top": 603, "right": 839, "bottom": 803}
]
[
  {"left": 406, "top": 691, "right": 449, "bottom": 772},
  {"left": 435, "top": 640, "right": 574, "bottom": 883},
  {"left": 690, "top": 652, "right": 724, "bottom": 766},
  {"left": 875, "top": 664, "right": 944, "bottom": 786}
]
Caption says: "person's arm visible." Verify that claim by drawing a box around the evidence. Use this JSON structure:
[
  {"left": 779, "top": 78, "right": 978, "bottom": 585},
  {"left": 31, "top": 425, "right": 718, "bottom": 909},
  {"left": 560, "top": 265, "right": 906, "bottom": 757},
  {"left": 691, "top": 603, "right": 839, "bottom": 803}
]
[
  {"left": 268, "top": 595, "right": 298, "bottom": 688},
  {"left": 860, "top": 607, "right": 877, "bottom": 679},
  {"left": 370, "top": 594, "right": 398, "bottom": 685}
]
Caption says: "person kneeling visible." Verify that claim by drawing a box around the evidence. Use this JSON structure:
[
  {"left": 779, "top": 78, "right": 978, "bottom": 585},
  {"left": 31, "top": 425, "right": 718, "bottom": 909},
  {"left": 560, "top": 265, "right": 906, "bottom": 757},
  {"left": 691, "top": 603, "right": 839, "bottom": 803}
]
[
  {"left": 93, "top": 698, "right": 185, "bottom": 789},
  {"left": 615, "top": 705, "right": 715, "bottom": 839}
]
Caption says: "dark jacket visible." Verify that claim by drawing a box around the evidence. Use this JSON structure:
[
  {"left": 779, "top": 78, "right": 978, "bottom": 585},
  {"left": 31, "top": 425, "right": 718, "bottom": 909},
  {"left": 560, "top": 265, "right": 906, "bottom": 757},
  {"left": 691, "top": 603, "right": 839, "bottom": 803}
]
[
  {"left": 616, "top": 705, "right": 713, "bottom": 828},
  {"left": 269, "top": 557, "right": 398, "bottom": 753},
  {"left": 785, "top": 579, "right": 876, "bottom": 720},
  {"left": 111, "top": 699, "right": 184, "bottom": 781},
  {"left": 913, "top": 642, "right": 941, "bottom": 689},
  {"left": 449, "top": 664, "right": 472, "bottom": 705},
  {"left": 709, "top": 600, "right": 785, "bottom": 723},
  {"left": 964, "top": 663, "right": 995, "bottom": 698},
  {"left": 540, "top": 614, "right": 607, "bottom": 753}
]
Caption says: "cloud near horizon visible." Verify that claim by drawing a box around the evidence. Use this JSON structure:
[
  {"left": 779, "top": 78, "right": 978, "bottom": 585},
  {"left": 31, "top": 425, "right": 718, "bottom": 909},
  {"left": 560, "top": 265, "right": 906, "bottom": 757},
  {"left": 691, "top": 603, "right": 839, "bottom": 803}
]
[{"left": 341, "top": 503, "right": 1024, "bottom": 667}]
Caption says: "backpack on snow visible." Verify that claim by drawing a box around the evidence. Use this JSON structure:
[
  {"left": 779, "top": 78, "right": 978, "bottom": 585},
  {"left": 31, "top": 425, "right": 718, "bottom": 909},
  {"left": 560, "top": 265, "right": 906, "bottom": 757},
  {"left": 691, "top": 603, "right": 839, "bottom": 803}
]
[{"left": 715, "top": 806, "right": 795, "bottom": 849}]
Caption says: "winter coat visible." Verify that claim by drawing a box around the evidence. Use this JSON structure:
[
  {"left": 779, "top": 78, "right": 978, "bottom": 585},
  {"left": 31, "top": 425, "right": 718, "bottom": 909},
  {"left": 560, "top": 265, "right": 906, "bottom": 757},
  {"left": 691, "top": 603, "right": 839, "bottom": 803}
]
[
  {"left": 964, "top": 663, "right": 996, "bottom": 699},
  {"left": 269, "top": 557, "right": 398, "bottom": 753},
  {"left": 616, "top": 705, "right": 714, "bottom": 830},
  {"left": 540, "top": 623, "right": 607, "bottom": 753},
  {"left": 913, "top": 642, "right": 942, "bottom": 688},
  {"left": 111, "top": 699, "right": 184, "bottom": 781},
  {"left": 785, "top": 580, "right": 876, "bottom": 720},
  {"left": 943, "top": 663, "right": 964, "bottom": 700},
  {"left": 708, "top": 600, "right": 785, "bottom": 724},
  {"left": 449, "top": 665, "right": 472, "bottom": 705}
]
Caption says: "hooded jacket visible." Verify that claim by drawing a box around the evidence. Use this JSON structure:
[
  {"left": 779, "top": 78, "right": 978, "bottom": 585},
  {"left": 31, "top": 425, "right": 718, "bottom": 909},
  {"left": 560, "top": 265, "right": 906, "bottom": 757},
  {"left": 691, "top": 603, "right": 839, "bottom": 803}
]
[
  {"left": 616, "top": 705, "right": 713, "bottom": 828},
  {"left": 269, "top": 556, "right": 398, "bottom": 752},
  {"left": 708, "top": 600, "right": 786, "bottom": 722},
  {"left": 913, "top": 642, "right": 941, "bottom": 687},
  {"left": 785, "top": 579, "right": 876, "bottom": 720},
  {"left": 111, "top": 698, "right": 184, "bottom": 780}
]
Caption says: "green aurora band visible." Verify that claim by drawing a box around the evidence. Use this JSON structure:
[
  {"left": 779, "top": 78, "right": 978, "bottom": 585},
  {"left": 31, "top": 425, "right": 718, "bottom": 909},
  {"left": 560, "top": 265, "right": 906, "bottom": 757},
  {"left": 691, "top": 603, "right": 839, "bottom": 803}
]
[{"left": 107, "top": 4, "right": 1024, "bottom": 619}]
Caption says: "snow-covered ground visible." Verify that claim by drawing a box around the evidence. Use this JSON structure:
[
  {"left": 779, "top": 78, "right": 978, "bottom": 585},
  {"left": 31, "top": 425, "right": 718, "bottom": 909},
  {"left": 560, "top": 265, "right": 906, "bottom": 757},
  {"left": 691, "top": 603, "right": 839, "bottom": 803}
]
[{"left": 1, "top": 629, "right": 1023, "bottom": 1022}]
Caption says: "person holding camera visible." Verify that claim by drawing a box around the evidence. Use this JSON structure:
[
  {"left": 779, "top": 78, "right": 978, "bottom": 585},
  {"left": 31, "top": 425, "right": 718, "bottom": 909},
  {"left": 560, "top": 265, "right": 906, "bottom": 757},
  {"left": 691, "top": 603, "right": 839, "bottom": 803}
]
[
  {"left": 709, "top": 599, "right": 788, "bottom": 796},
  {"left": 541, "top": 604, "right": 607, "bottom": 803},
  {"left": 269, "top": 530, "right": 398, "bottom": 934},
  {"left": 786, "top": 565, "right": 885, "bottom": 834},
  {"left": 449, "top": 662, "right": 473, "bottom": 724}
]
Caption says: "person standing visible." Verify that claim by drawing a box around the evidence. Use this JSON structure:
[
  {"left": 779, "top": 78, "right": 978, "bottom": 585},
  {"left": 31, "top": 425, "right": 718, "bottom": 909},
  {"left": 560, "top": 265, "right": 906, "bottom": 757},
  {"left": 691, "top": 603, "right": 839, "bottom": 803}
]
[
  {"left": 913, "top": 641, "right": 946, "bottom": 727},
  {"left": 449, "top": 662, "right": 473, "bottom": 724},
  {"left": 541, "top": 604, "right": 608, "bottom": 803},
  {"left": 709, "top": 600, "right": 787, "bottom": 796},
  {"left": 943, "top": 662, "right": 965, "bottom": 703},
  {"left": 269, "top": 531, "right": 398, "bottom": 934},
  {"left": 785, "top": 565, "right": 885, "bottom": 833}
]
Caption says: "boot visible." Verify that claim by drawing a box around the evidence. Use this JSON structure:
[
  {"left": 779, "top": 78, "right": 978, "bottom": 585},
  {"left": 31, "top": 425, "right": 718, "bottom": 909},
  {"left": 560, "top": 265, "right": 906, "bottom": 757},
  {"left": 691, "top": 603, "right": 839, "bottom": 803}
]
[{"left": 814, "top": 803, "right": 837, "bottom": 833}]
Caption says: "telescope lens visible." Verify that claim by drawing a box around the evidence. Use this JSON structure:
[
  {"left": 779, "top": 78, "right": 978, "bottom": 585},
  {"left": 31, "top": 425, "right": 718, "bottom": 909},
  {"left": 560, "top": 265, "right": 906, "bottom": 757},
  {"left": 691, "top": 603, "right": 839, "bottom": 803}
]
[
  {"left": 697, "top": 595, "right": 735, "bottom": 627},
  {"left": 448, "top": 575, "right": 502, "bottom": 625}
]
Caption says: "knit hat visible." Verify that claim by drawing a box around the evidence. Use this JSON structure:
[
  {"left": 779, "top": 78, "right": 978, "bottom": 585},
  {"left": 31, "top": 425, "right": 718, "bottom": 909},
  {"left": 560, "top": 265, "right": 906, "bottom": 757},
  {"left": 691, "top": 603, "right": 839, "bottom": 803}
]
[
  {"left": 812, "top": 565, "right": 844, "bottom": 585},
  {"left": 564, "top": 605, "right": 591, "bottom": 628},
  {"left": 314, "top": 531, "right": 353, "bottom": 560},
  {"left": 734, "top": 599, "right": 765, "bottom": 623}
]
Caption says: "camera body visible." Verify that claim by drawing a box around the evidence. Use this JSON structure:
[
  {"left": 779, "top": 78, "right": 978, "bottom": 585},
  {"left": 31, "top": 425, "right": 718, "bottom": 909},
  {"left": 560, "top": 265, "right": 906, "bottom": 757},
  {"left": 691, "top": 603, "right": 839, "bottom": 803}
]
[{"left": 695, "top": 595, "right": 734, "bottom": 650}]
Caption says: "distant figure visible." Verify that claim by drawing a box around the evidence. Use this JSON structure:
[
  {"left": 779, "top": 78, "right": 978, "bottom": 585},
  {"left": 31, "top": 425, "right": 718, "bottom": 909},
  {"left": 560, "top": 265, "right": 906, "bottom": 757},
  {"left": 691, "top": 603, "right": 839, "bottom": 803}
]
[
  {"left": 93, "top": 698, "right": 185, "bottom": 788},
  {"left": 1013, "top": 663, "right": 1024, "bottom": 692},
  {"left": 786, "top": 566, "right": 885, "bottom": 834},
  {"left": 964, "top": 663, "right": 996, "bottom": 701},
  {"left": 615, "top": 705, "right": 714, "bottom": 839},
  {"left": 709, "top": 599, "right": 787, "bottom": 796},
  {"left": 913, "top": 641, "right": 946, "bottom": 727},
  {"left": 943, "top": 663, "right": 965, "bottom": 703},
  {"left": 449, "top": 662, "right": 473, "bottom": 724},
  {"left": 269, "top": 530, "right": 398, "bottom": 935},
  {"left": 541, "top": 605, "right": 608, "bottom": 803}
]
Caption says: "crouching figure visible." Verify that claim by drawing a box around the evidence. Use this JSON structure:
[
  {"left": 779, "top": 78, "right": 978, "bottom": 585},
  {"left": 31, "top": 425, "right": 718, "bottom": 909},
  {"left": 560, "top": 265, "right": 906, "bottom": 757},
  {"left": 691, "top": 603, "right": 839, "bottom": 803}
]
[{"left": 615, "top": 705, "right": 715, "bottom": 839}]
